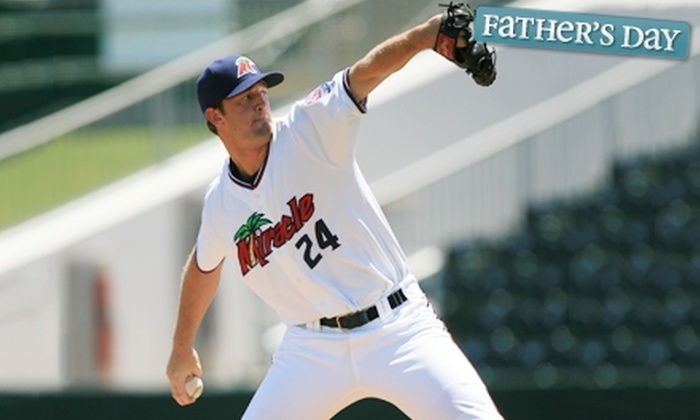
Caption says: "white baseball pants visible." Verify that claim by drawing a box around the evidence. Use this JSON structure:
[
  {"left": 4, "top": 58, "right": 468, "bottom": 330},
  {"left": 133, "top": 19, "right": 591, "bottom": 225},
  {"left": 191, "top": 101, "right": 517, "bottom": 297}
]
[{"left": 242, "top": 283, "right": 503, "bottom": 419}]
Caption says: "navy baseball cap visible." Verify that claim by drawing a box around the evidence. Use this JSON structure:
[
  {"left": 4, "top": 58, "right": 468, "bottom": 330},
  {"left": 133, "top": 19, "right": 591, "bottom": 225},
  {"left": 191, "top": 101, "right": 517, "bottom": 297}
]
[{"left": 196, "top": 55, "right": 284, "bottom": 112}]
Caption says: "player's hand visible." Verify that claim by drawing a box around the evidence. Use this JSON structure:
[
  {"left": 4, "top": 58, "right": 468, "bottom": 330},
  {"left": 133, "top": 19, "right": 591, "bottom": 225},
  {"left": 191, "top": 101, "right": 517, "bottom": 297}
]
[{"left": 166, "top": 346, "right": 203, "bottom": 406}]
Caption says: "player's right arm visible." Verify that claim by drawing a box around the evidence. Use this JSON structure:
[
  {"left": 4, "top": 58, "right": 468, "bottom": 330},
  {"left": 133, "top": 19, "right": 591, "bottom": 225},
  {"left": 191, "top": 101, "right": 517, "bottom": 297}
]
[{"left": 166, "top": 247, "right": 223, "bottom": 406}]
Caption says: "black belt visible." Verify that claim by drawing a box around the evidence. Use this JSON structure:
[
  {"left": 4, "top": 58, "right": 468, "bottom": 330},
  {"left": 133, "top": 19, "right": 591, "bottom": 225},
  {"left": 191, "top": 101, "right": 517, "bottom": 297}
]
[{"left": 320, "top": 289, "right": 408, "bottom": 330}]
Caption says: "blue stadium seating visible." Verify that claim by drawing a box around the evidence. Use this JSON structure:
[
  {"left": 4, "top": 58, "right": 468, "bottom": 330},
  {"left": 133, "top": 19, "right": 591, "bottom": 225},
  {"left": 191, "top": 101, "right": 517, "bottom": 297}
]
[{"left": 443, "top": 139, "right": 700, "bottom": 388}]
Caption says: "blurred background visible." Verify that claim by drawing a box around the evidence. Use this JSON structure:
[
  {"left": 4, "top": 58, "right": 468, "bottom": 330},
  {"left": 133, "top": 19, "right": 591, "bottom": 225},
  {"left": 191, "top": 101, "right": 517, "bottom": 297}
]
[{"left": 0, "top": 0, "right": 699, "bottom": 418}]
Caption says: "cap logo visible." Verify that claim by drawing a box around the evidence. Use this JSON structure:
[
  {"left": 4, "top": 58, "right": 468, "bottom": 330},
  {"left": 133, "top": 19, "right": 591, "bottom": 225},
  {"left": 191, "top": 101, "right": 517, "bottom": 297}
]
[{"left": 236, "top": 56, "right": 258, "bottom": 78}]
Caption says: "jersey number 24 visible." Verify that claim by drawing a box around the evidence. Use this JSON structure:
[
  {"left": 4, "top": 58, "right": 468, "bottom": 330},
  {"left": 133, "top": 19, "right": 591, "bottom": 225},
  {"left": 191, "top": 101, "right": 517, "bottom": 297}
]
[{"left": 294, "top": 218, "right": 340, "bottom": 269}]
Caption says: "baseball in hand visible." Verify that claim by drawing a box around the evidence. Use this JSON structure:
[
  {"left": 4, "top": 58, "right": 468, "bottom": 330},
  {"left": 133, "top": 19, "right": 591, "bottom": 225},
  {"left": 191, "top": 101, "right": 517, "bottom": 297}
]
[{"left": 185, "top": 376, "right": 204, "bottom": 400}]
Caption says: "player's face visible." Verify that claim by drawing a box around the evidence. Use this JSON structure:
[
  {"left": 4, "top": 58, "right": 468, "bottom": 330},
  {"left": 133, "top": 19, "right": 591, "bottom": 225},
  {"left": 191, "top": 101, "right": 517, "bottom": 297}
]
[{"left": 220, "top": 82, "right": 274, "bottom": 144}]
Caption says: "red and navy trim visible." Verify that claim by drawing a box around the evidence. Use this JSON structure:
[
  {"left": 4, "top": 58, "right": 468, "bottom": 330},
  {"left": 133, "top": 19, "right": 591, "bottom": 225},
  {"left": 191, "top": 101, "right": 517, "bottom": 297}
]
[
  {"left": 342, "top": 68, "right": 367, "bottom": 114},
  {"left": 227, "top": 154, "right": 268, "bottom": 190}
]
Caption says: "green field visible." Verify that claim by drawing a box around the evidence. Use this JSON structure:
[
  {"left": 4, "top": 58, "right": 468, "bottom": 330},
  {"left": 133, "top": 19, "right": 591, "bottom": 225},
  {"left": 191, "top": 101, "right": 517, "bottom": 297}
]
[{"left": 0, "top": 125, "right": 209, "bottom": 231}]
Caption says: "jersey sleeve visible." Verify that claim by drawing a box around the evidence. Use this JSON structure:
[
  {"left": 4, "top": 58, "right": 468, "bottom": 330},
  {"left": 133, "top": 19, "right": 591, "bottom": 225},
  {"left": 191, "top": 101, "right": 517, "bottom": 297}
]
[
  {"left": 284, "top": 69, "right": 367, "bottom": 167},
  {"left": 195, "top": 178, "right": 227, "bottom": 272}
]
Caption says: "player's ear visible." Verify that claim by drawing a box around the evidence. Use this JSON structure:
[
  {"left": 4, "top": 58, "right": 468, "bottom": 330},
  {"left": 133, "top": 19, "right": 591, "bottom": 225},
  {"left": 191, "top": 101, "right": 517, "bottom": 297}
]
[{"left": 204, "top": 107, "right": 224, "bottom": 127}]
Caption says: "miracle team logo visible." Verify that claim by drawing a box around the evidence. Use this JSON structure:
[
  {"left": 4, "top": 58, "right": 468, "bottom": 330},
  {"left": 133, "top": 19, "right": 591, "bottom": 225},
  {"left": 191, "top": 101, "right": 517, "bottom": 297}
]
[
  {"left": 234, "top": 193, "right": 315, "bottom": 275},
  {"left": 236, "top": 56, "right": 259, "bottom": 78},
  {"left": 233, "top": 192, "right": 342, "bottom": 275}
]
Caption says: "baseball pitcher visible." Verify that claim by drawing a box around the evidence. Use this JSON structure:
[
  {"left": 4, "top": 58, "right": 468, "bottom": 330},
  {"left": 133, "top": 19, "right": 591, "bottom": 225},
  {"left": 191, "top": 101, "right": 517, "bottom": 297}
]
[{"left": 167, "top": 3, "right": 501, "bottom": 419}]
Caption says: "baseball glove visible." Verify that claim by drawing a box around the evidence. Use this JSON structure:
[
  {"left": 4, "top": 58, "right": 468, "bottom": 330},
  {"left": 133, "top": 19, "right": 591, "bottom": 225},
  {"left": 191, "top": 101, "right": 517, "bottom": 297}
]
[{"left": 434, "top": 2, "right": 496, "bottom": 86}]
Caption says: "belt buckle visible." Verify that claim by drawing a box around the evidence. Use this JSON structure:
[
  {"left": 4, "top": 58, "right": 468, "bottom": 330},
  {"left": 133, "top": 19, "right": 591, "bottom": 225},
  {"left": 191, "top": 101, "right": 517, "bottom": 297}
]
[{"left": 334, "top": 315, "right": 345, "bottom": 330}]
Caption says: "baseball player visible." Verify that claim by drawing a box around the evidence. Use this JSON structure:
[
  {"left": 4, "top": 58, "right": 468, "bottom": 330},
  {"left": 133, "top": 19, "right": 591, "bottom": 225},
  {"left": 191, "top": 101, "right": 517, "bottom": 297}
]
[{"left": 166, "top": 3, "right": 501, "bottom": 419}]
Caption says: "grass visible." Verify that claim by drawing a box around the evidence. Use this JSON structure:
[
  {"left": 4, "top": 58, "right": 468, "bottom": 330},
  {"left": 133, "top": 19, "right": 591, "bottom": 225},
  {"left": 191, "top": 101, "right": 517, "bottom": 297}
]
[{"left": 0, "top": 125, "right": 210, "bottom": 231}]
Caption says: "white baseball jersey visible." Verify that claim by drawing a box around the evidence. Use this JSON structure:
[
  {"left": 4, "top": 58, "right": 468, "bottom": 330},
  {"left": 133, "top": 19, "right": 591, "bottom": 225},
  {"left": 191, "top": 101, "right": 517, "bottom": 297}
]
[{"left": 195, "top": 69, "right": 416, "bottom": 326}]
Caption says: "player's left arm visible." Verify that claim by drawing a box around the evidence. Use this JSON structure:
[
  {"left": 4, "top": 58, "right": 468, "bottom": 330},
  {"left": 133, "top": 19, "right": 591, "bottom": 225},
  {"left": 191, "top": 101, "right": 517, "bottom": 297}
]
[{"left": 347, "top": 14, "right": 442, "bottom": 103}]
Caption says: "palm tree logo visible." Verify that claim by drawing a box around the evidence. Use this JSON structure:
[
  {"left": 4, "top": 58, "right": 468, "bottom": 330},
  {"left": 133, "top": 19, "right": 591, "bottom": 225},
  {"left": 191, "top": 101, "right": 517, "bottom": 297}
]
[{"left": 234, "top": 212, "right": 272, "bottom": 266}]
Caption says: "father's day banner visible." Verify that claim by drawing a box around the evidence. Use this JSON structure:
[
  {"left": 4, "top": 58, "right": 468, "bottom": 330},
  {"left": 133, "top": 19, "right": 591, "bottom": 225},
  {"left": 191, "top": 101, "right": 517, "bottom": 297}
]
[{"left": 473, "top": 6, "right": 691, "bottom": 60}]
